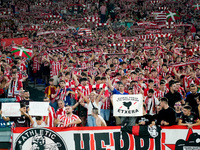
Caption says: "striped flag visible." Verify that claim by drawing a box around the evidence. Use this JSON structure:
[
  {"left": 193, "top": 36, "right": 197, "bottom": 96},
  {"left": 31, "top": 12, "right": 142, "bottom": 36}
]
[
  {"left": 78, "top": 28, "right": 92, "bottom": 36},
  {"left": 11, "top": 46, "right": 32, "bottom": 58},
  {"left": 151, "top": 11, "right": 167, "bottom": 25},
  {"left": 192, "top": 3, "right": 200, "bottom": 10}
]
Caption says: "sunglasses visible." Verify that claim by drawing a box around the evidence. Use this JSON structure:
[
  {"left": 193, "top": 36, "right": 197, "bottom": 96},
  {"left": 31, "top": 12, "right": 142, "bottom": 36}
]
[{"left": 175, "top": 104, "right": 181, "bottom": 106}]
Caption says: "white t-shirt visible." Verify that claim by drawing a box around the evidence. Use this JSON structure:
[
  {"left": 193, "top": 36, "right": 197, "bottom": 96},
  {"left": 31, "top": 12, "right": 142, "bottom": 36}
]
[
  {"left": 32, "top": 117, "right": 48, "bottom": 128},
  {"left": 84, "top": 100, "right": 102, "bottom": 115}
]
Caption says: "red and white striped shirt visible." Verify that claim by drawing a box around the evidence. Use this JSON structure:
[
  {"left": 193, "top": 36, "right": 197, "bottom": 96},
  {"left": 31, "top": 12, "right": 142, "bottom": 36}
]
[
  {"left": 56, "top": 108, "right": 66, "bottom": 119},
  {"left": 155, "top": 88, "right": 169, "bottom": 100},
  {"left": 101, "top": 97, "right": 110, "bottom": 109},
  {"left": 50, "top": 60, "right": 61, "bottom": 77},
  {"left": 43, "top": 106, "right": 56, "bottom": 127},
  {"left": 58, "top": 114, "right": 79, "bottom": 127},
  {"left": 186, "top": 76, "right": 200, "bottom": 89}
]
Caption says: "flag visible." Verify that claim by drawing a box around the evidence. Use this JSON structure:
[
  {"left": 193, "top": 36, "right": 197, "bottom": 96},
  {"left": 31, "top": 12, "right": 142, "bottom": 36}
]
[
  {"left": 11, "top": 46, "right": 32, "bottom": 58},
  {"left": 192, "top": 4, "right": 200, "bottom": 10},
  {"left": 121, "top": 125, "right": 161, "bottom": 139},
  {"left": 151, "top": 11, "right": 167, "bottom": 25},
  {"left": 166, "top": 11, "right": 180, "bottom": 22},
  {"left": 78, "top": 28, "right": 92, "bottom": 36},
  {"left": 1, "top": 37, "right": 28, "bottom": 48}
]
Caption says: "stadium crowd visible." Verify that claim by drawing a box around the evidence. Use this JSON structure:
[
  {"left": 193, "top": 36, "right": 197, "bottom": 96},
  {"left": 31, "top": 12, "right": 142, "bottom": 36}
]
[{"left": 0, "top": 0, "right": 200, "bottom": 128}]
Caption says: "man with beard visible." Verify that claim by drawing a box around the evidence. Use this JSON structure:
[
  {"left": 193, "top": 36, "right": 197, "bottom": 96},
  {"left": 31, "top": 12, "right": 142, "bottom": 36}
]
[
  {"left": 144, "top": 89, "right": 160, "bottom": 115},
  {"left": 20, "top": 90, "right": 32, "bottom": 108},
  {"left": 165, "top": 80, "right": 183, "bottom": 108},
  {"left": 186, "top": 84, "right": 200, "bottom": 111},
  {"left": 51, "top": 80, "right": 75, "bottom": 110},
  {"left": 56, "top": 105, "right": 82, "bottom": 127},
  {"left": 7, "top": 72, "right": 23, "bottom": 98}
]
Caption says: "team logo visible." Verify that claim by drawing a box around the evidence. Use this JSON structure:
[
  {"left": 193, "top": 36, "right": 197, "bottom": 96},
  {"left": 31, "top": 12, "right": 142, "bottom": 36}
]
[
  {"left": 148, "top": 125, "right": 159, "bottom": 138},
  {"left": 14, "top": 128, "right": 68, "bottom": 150}
]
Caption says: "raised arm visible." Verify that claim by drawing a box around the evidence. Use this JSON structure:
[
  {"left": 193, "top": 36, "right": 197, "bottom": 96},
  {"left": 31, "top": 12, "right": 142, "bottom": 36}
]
[
  {"left": 88, "top": 52, "right": 95, "bottom": 62},
  {"left": 95, "top": 88, "right": 105, "bottom": 104},
  {"left": 0, "top": 110, "right": 10, "bottom": 121},
  {"left": 77, "top": 90, "right": 90, "bottom": 103},
  {"left": 72, "top": 74, "right": 79, "bottom": 86},
  {"left": 68, "top": 54, "right": 76, "bottom": 63},
  {"left": 106, "top": 75, "right": 114, "bottom": 91}
]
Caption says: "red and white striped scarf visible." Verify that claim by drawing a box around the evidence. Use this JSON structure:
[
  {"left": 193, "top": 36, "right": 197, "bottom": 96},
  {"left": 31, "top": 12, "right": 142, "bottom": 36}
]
[
  {"left": 50, "top": 61, "right": 61, "bottom": 77},
  {"left": 32, "top": 56, "right": 40, "bottom": 73},
  {"left": 8, "top": 79, "right": 19, "bottom": 98},
  {"left": 144, "top": 95, "right": 156, "bottom": 114},
  {"left": 77, "top": 84, "right": 109, "bottom": 97}
]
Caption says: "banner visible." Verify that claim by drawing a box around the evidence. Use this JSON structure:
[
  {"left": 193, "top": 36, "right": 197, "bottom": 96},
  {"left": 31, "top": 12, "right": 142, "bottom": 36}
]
[
  {"left": 12, "top": 126, "right": 200, "bottom": 150},
  {"left": 0, "top": 37, "right": 28, "bottom": 48},
  {"left": 29, "top": 102, "right": 49, "bottom": 116},
  {"left": 113, "top": 94, "right": 143, "bottom": 117},
  {"left": 1, "top": 103, "right": 21, "bottom": 117}
]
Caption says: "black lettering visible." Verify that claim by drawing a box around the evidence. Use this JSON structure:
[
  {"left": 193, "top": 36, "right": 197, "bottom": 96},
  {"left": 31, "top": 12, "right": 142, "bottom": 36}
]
[
  {"left": 136, "top": 109, "right": 139, "bottom": 113},
  {"left": 134, "top": 137, "right": 150, "bottom": 150},
  {"left": 113, "top": 132, "right": 130, "bottom": 150},
  {"left": 74, "top": 133, "right": 90, "bottom": 150},
  {"left": 155, "top": 132, "right": 161, "bottom": 150},
  {"left": 94, "top": 133, "right": 110, "bottom": 150}
]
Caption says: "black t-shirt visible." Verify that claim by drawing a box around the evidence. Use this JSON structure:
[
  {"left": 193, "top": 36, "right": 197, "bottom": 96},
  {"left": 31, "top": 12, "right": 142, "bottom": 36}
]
[
  {"left": 157, "top": 107, "right": 176, "bottom": 126},
  {"left": 10, "top": 115, "right": 30, "bottom": 127},
  {"left": 20, "top": 99, "right": 32, "bottom": 108},
  {"left": 179, "top": 113, "right": 198, "bottom": 124},
  {"left": 175, "top": 112, "right": 183, "bottom": 123},
  {"left": 185, "top": 93, "right": 200, "bottom": 111},
  {"left": 165, "top": 91, "right": 182, "bottom": 108},
  {"left": 136, "top": 114, "right": 154, "bottom": 125},
  {"left": 194, "top": 106, "right": 200, "bottom": 119}
]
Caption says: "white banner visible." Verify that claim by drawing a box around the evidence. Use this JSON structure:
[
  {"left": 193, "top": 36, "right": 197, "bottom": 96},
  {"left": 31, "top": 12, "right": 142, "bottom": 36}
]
[
  {"left": 29, "top": 102, "right": 49, "bottom": 116},
  {"left": 113, "top": 94, "right": 143, "bottom": 117},
  {"left": 2, "top": 103, "right": 21, "bottom": 117},
  {"left": 12, "top": 126, "right": 200, "bottom": 150}
]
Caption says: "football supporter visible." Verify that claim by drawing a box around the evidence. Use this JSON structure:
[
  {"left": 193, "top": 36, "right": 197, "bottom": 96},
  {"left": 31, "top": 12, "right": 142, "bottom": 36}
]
[
  {"left": 92, "top": 108, "right": 107, "bottom": 127},
  {"left": 185, "top": 84, "right": 200, "bottom": 111},
  {"left": 78, "top": 89, "right": 105, "bottom": 126},
  {"left": 43, "top": 97, "right": 56, "bottom": 127},
  {"left": 56, "top": 105, "right": 82, "bottom": 127},
  {"left": 0, "top": 0, "right": 200, "bottom": 130},
  {"left": 144, "top": 89, "right": 160, "bottom": 115},
  {"left": 178, "top": 105, "right": 200, "bottom": 128},
  {"left": 135, "top": 104, "right": 155, "bottom": 127},
  {"left": 7, "top": 72, "right": 23, "bottom": 98},
  {"left": 156, "top": 97, "right": 176, "bottom": 126},
  {"left": 0, "top": 103, "right": 30, "bottom": 127},
  {"left": 165, "top": 80, "right": 183, "bottom": 107}
]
